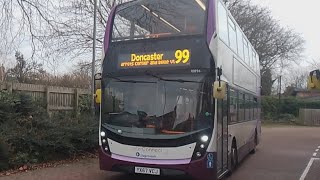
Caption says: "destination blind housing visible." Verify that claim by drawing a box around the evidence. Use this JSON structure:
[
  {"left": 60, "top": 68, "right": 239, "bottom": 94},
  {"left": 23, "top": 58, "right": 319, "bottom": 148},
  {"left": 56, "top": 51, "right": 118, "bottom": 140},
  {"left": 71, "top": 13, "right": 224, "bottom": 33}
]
[{"left": 118, "top": 50, "right": 191, "bottom": 68}]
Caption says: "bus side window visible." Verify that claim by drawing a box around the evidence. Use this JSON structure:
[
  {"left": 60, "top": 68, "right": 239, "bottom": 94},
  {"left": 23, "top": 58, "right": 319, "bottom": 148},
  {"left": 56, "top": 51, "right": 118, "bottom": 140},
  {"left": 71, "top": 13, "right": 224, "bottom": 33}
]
[
  {"left": 253, "top": 97, "right": 258, "bottom": 120},
  {"left": 248, "top": 94, "right": 252, "bottom": 121},
  {"left": 251, "top": 96, "right": 254, "bottom": 120},
  {"left": 228, "top": 17, "right": 237, "bottom": 52},
  {"left": 236, "top": 27, "right": 244, "bottom": 60},
  {"left": 218, "top": 1, "right": 229, "bottom": 44},
  {"left": 245, "top": 94, "right": 249, "bottom": 121},
  {"left": 239, "top": 92, "right": 245, "bottom": 122},
  {"left": 243, "top": 39, "right": 249, "bottom": 65},
  {"left": 229, "top": 89, "right": 238, "bottom": 124},
  {"left": 247, "top": 95, "right": 250, "bottom": 121}
]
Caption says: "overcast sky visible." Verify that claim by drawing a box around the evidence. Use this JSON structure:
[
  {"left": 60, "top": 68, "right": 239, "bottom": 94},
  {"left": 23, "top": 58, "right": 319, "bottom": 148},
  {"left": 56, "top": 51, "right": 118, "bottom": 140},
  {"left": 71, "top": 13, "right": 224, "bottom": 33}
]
[
  {"left": 48, "top": 0, "right": 320, "bottom": 73},
  {"left": 252, "top": 0, "right": 320, "bottom": 67},
  {"left": 8, "top": 0, "right": 320, "bottom": 75}
]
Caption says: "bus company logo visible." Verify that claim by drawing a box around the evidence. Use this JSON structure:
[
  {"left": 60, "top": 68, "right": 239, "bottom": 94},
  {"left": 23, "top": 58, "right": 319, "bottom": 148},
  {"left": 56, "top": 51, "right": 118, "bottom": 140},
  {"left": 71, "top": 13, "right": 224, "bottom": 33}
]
[
  {"left": 134, "top": 147, "right": 166, "bottom": 159},
  {"left": 135, "top": 152, "right": 156, "bottom": 159},
  {"left": 136, "top": 147, "right": 165, "bottom": 153}
]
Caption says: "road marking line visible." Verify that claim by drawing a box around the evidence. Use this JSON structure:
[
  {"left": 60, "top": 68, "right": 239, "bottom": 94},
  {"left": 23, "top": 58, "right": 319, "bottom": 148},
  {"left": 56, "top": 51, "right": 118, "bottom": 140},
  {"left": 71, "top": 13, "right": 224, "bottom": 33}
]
[
  {"left": 299, "top": 158, "right": 319, "bottom": 180},
  {"left": 318, "top": 146, "right": 320, "bottom": 148},
  {"left": 316, "top": 149, "right": 319, "bottom": 152},
  {"left": 313, "top": 153, "right": 317, "bottom": 157}
]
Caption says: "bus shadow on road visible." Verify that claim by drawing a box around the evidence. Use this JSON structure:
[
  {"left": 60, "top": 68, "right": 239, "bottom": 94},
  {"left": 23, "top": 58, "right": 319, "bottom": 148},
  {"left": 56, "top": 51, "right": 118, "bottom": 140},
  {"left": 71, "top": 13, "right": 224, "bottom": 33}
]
[
  {"left": 110, "top": 149, "right": 261, "bottom": 180},
  {"left": 112, "top": 173, "right": 193, "bottom": 180},
  {"left": 225, "top": 148, "right": 261, "bottom": 180},
  {"left": 111, "top": 151, "right": 261, "bottom": 180}
]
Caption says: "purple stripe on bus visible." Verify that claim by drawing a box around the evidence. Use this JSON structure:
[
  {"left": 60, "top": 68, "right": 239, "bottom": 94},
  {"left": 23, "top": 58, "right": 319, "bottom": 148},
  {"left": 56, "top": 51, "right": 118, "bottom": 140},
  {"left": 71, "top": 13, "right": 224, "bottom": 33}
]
[
  {"left": 206, "top": 0, "right": 216, "bottom": 43},
  {"left": 111, "top": 153, "right": 191, "bottom": 165},
  {"left": 100, "top": 150, "right": 217, "bottom": 180},
  {"left": 103, "top": 7, "right": 117, "bottom": 54}
]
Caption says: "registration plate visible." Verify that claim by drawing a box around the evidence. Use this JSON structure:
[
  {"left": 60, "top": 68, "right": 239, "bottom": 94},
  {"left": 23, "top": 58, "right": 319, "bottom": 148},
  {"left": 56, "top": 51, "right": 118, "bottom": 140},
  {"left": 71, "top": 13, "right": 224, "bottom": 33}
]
[{"left": 134, "top": 166, "right": 160, "bottom": 175}]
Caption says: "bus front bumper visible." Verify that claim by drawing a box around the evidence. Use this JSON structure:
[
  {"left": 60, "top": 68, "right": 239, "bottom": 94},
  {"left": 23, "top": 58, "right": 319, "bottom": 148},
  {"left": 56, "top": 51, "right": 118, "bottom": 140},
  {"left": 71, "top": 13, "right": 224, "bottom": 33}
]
[{"left": 99, "top": 149, "right": 217, "bottom": 180}]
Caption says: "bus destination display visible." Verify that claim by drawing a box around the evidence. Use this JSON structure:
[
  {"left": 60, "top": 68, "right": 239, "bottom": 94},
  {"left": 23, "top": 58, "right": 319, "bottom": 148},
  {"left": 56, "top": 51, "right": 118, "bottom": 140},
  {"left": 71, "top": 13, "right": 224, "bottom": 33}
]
[{"left": 118, "top": 49, "right": 191, "bottom": 68}]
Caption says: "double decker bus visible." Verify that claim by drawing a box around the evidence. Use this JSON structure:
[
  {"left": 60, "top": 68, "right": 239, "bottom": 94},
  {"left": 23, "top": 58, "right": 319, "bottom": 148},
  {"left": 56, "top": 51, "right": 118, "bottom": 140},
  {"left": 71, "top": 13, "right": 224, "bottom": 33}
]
[{"left": 98, "top": 0, "right": 261, "bottom": 179}]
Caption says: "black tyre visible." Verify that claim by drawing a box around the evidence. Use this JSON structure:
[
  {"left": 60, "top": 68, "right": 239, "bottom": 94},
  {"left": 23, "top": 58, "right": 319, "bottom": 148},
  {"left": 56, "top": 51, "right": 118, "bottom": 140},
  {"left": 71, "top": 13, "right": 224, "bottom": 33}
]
[
  {"left": 250, "top": 131, "right": 258, "bottom": 154},
  {"left": 227, "top": 140, "right": 238, "bottom": 177},
  {"left": 230, "top": 141, "right": 238, "bottom": 171}
]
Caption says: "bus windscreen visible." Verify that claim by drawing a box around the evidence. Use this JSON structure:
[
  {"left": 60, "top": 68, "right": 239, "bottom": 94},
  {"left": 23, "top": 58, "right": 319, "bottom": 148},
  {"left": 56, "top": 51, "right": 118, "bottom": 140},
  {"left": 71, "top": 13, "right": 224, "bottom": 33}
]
[
  {"left": 101, "top": 74, "right": 213, "bottom": 137},
  {"left": 112, "top": 0, "right": 208, "bottom": 41}
]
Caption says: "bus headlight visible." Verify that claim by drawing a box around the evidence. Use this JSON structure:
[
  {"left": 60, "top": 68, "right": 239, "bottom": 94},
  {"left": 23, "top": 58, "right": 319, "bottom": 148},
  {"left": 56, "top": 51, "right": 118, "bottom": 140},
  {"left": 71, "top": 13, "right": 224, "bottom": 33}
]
[
  {"left": 200, "top": 144, "right": 205, "bottom": 149},
  {"left": 100, "top": 129, "right": 110, "bottom": 154},
  {"left": 196, "top": 152, "right": 202, "bottom": 157},
  {"left": 201, "top": 135, "right": 209, "bottom": 142},
  {"left": 192, "top": 133, "right": 211, "bottom": 160},
  {"left": 100, "top": 131, "right": 106, "bottom": 137}
]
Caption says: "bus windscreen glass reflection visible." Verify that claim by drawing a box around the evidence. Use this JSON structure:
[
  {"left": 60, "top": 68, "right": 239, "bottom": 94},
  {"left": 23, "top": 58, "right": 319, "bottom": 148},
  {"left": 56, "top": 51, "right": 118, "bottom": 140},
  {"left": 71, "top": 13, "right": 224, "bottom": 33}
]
[
  {"left": 101, "top": 75, "right": 213, "bottom": 137},
  {"left": 111, "top": 0, "right": 208, "bottom": 41}
]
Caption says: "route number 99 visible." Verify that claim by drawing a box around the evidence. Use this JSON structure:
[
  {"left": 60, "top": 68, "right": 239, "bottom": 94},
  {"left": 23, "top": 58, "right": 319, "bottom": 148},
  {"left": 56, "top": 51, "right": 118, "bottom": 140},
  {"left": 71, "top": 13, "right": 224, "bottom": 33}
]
[{"left": 175, "top": 49, "right": 190, "bottom": 64}]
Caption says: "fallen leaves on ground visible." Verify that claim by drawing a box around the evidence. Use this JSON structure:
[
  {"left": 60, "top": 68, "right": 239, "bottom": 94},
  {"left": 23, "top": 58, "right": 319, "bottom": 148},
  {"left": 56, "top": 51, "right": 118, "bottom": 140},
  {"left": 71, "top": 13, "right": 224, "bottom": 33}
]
[{"left": 0, "top": 151, "right": 98, "bottom": 177}]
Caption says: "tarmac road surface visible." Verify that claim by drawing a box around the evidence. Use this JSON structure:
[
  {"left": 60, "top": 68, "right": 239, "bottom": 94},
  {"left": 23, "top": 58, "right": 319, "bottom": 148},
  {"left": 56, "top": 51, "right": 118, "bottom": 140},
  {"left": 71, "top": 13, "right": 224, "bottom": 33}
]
[
  {"left": 1, "top": 126, "right": 320, "bottom": 180},
  {"left": 227, "top": 126, "right": 320, "bottom": 180}
]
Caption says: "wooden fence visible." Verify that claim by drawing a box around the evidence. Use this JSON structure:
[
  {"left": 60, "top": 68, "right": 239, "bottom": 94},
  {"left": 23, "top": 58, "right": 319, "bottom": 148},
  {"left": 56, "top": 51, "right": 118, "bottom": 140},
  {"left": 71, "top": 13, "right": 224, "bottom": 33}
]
[
  {"left": 0, "top": 82, "right": 90, "bottom": 114},
  {"left": 299, "top": 109, "right": 320, "bottom": 126}
]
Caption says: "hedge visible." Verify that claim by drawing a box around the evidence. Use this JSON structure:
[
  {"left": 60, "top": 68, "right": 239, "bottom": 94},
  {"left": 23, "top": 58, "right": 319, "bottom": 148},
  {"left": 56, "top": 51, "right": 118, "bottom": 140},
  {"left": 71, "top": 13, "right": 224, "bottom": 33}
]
[
  {"left": 262, "top": 96, "right": 320, "bottom": 120},
  {"left": 0, "top": 91, "right": 98, "bottom": 171}
]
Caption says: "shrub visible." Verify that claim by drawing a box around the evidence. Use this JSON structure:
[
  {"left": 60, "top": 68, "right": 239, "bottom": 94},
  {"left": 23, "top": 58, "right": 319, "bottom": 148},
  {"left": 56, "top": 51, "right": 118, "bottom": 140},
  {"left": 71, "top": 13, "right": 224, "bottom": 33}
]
[
  {"left": 0, "top": 139, "right": 9, "bottom": 171},
  {"left": 79, "top": 95, "right": 91, "bottom": 113},
  {"left": 262, "top": 96, "right": 320, "bottom": 120},
  {"left": 0, "top": 92, "right": 98, "bottom": 170},
  {"left": 0, "top": 91, "right": 19, "bottom": 123},
  {"left": 0, "top": 113, "right": 98, "bottom": 169}
]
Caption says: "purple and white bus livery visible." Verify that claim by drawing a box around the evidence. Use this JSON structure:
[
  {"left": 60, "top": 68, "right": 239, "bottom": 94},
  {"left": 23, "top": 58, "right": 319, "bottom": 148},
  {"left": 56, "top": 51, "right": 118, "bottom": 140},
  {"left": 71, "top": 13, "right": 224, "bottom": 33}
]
[{"left": 98, "top": 0, "right": 261, "bottom": 180}]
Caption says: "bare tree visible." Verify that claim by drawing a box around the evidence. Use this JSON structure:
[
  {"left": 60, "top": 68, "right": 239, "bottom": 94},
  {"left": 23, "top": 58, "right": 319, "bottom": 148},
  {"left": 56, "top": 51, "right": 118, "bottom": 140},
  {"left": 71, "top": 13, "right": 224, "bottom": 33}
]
[
  {"left": 0, "top": 0, "right": 129, "bottom": 64},
  {"left": 227, "top": 0, "right": 305, "bottom": 95},
  {"left": 0, "top": 65, "right": 5, "bottom": 82},
  {"left": 31, "top": 61, "right": 92, "bottom": 88},
  {"left": 8, "top": 51, "right": 46, "bottom": 83},
  {"left": 2, "top": 0, "right": 306, "bottom": 95},
  {"left": 306, "top": 58, "right": 320, "bottom": 70},
  {"left": 282, "top": 72, "right": 308, "bottom": 96}
]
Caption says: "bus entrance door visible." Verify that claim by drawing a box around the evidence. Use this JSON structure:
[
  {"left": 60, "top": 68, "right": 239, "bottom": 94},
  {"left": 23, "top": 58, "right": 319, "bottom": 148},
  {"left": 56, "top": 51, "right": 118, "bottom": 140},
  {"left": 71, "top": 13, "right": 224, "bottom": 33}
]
[{"left": 217, "top": 87, "right": 229, "bottom": 177}]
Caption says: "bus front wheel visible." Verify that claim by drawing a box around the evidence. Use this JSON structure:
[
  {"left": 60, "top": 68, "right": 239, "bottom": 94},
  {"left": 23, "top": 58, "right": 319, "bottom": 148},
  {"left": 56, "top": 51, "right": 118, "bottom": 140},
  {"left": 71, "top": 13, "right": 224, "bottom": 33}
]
[
  {"left": 230, "top": 141, "right": 238, "bottom": 171},
  {"left": 227, "top": 140, "right": 238, "bottom": 177},
  {"left": 250, "top": 131, "right": 258, "bottom": 154}
]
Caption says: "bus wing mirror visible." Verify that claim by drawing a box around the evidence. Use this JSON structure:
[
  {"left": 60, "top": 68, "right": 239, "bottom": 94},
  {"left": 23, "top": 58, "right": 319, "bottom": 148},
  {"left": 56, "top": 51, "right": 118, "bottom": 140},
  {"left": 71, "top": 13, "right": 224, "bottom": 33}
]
[
  {"left": 95, "top": 88, "right": 102, "bottom": 104},
  {"left": 213, "top": 81, "right": 226, "bottom": 99},
  {"left": 308, "top": 75, "right": 316, "bottom": 90},
  {"left": 309, "top": 83, "right": 315, "bottom": 89},
  {"left": 94, "top": 73, "right": 102, "bottom": 80}
]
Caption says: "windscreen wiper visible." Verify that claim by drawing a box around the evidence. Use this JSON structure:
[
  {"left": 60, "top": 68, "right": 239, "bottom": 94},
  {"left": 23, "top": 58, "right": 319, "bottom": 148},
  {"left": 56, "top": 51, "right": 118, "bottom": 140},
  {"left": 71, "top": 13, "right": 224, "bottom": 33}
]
[
  {"left": 109, "top": 111, "right": 135, "bottom": 115},
  {"left": 144, "top": 71, "right": 203, "bottom": 83},
  {"left": 105, "top": 73, "right": 156, "bottom": 84}
]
